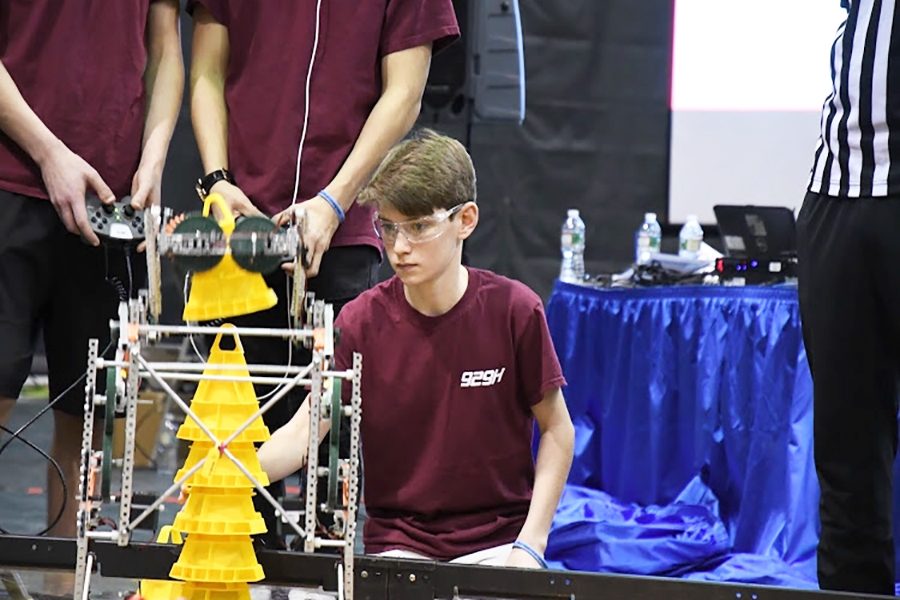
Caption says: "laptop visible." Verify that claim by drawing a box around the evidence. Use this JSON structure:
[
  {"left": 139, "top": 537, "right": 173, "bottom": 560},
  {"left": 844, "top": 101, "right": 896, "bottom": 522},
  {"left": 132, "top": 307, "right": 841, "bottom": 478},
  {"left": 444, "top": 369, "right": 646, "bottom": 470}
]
[{"left": 713, "top": 205, "right": 797, "bottom": 259}]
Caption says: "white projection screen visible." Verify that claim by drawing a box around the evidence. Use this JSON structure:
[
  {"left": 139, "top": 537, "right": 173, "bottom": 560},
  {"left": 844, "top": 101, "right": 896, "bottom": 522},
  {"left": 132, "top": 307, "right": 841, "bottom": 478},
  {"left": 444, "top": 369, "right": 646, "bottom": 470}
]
[{"left": 669, "top": 0, "right": 848, "bottom": 223}]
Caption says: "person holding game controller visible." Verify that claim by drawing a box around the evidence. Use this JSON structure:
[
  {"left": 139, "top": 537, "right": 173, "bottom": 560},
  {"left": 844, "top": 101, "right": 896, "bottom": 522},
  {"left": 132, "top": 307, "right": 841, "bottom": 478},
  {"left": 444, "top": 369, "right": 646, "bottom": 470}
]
[
  {"left": 187, "top": 0, "right": 459, "bottom": 546},
  {"left": 0, "top": 1, "right": 183, "bottom": 538}
]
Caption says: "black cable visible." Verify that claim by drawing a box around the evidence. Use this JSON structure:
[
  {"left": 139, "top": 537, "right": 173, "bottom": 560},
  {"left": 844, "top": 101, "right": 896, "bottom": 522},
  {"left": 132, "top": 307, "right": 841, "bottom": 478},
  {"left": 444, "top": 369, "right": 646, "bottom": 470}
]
[
  {"left": 0, "top": 423, "right": 67, "bottom": 536},
  {"left": 0, "top": 247, "right": 133, "bottom": 535},
  {"left": 0, "top": 339, "right": 114, "bottom": 535}
]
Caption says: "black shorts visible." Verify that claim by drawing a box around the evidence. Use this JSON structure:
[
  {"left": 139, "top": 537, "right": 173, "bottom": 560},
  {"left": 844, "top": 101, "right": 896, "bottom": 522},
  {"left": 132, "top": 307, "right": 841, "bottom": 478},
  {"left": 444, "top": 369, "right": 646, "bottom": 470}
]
[{"left": 0, "top": 189, "right": 145, "bottom": 415}]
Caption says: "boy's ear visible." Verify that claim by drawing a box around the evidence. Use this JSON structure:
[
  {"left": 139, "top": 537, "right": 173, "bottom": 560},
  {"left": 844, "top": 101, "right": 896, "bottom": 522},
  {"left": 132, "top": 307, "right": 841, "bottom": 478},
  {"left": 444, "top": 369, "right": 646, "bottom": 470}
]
[{"left": 458, "top": 201, "right": 479, "bottom": 241}]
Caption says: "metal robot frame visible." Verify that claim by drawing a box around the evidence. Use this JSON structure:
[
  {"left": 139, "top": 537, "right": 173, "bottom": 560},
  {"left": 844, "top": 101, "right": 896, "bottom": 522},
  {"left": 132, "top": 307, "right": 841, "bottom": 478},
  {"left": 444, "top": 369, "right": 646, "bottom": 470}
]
[{"left": 72, "top": 205, "right": 363, "bottom": 600}]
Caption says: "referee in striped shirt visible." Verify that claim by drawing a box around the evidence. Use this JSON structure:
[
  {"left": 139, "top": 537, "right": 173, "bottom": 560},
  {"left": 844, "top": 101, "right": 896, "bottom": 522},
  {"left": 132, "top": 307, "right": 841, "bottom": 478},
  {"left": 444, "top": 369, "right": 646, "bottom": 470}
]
[{"left": 797, "top": 0, "right": 899, "bottom": 594}]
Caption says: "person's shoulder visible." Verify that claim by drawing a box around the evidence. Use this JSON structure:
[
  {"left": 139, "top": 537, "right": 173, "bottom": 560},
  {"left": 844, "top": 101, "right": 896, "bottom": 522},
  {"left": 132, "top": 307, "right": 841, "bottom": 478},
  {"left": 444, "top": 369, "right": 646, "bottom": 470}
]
[{"left": 471, "top": 268, "right": 542, "bottom": 312}]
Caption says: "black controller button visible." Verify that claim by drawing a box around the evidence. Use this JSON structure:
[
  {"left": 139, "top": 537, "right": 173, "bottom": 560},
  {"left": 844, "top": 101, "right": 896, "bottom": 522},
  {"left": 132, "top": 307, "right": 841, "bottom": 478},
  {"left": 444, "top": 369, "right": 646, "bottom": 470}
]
[
  {"left": 102, "top": 203, "right": 115, "bottom": 215},
  {"left": 123, "top": 205, "right": 135, "bottom": 217}
]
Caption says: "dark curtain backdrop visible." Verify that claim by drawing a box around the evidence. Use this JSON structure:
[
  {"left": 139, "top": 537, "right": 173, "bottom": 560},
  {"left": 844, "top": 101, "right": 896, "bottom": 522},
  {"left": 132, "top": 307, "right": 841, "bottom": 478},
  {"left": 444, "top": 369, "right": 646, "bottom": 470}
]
[{"left": 160, "top": 1, "right": 673, "bottom": 320}]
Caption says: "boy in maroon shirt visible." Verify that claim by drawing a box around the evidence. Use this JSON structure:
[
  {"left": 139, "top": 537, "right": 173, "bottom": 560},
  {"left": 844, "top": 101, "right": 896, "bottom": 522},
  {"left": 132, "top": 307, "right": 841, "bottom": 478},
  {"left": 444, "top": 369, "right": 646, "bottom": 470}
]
[
  {"left": 260, "top": 131, "right": 575, "bottom": 566},
  {"left": 0, "top": 1, "right": 183, "bottom": 537},
  {"left": 187, "top": 0, "right": 459, "bottom": 544}
]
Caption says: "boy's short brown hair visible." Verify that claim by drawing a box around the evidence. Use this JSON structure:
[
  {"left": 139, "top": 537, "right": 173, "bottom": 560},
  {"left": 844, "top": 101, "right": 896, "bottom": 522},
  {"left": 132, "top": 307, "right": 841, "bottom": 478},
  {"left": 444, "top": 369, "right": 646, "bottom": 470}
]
[{"left": 359, "top": 129, "right": 476, "bottom": 216}]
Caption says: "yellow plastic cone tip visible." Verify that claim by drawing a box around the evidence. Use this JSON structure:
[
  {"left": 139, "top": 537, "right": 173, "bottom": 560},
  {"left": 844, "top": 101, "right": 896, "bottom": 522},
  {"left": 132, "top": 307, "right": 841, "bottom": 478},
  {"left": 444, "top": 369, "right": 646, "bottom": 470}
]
[
  {"left": 170, "top": 534, "right": 265, "bottom": 583},
  {"left": 175, "top": 442, "right": 269, "bottom": 489},
  {"left": 173, "top": 487, "right": 267, "bottom": 535}
]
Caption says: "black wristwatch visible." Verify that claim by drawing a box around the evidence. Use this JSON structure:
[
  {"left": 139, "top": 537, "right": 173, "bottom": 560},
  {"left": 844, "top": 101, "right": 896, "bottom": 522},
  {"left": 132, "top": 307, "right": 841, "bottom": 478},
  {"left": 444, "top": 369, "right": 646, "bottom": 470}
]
[{"left": 195, "top": 168, "right": 235, "bottom": 198}]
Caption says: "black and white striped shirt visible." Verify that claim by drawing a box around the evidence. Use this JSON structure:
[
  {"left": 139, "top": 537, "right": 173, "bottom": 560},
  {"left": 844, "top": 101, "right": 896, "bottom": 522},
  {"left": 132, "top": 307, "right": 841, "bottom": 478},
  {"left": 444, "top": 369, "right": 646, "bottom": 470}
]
[{"left": 809, "top": 0, "right": 900, "bottom": 197}]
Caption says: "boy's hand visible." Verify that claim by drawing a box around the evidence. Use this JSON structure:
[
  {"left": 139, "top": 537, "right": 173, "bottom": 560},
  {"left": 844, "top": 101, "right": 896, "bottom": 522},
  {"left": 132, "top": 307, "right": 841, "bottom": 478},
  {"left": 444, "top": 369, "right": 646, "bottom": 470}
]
[
  {"left": 208, "top": 180, "right": 265, "bottom": 219},
  {"left": 39, "top": 142, "right": 115, "bottom": 245},
  {"left": 177, "top": 484, "right": 190, "bottom": 504},
  {"left": 273, "top": 196, "right": 339, "bottom": 278}
]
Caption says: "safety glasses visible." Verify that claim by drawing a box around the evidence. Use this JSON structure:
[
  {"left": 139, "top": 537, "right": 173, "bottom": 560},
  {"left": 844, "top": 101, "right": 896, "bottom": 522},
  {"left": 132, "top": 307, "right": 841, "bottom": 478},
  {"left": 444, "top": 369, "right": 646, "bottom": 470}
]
[{"left": 373, "top": 203, "right": 465, "bottom": 245}]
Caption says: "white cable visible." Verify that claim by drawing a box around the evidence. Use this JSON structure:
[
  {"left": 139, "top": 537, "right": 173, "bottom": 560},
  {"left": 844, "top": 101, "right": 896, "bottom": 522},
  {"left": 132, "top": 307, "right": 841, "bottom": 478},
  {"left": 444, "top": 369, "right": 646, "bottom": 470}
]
[
  {"left": 184, "top": 272, "right": 206, "bottom": 362},
  {"left": 255, "top": 271, "right": 295, "bottom": 401},
  {"left": 290, "top": 0, "right": 324, "bottom": 208}
]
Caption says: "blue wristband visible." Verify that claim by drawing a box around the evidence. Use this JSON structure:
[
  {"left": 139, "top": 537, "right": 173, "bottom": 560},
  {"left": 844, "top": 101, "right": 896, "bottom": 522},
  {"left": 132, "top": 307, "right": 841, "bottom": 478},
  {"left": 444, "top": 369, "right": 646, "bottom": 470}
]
[
  {"left": 317, "top": 190, "right": 345, "bottom": 224},
  {"left": 512, "top": 540, "right": 549, "bottom": 569}
]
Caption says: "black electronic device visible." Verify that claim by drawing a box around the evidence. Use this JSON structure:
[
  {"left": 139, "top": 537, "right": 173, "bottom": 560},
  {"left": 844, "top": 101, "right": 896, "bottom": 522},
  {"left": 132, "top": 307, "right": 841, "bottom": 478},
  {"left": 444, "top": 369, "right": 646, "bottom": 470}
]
[
  {"left": 86, "top": 193, "right": 145, "bottom": 244},
  {"left": 714, "top": 256, "right": 797, "bottom": 284},
  {"left": 713, "top": 205, "right": 797, "bottom": 259}
]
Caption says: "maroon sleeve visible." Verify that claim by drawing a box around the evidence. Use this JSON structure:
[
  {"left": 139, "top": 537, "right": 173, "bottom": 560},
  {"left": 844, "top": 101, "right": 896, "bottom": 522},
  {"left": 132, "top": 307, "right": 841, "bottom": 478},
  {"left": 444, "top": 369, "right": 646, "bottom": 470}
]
[
  {"left": 185, "top": 0, "right": 228, "bottom": 24},
  {"left": 380, "top": 0, "right": 461, "bottom": 57},
  {"left": 514, "top": 298, "right": 567, "bottom": 409}
]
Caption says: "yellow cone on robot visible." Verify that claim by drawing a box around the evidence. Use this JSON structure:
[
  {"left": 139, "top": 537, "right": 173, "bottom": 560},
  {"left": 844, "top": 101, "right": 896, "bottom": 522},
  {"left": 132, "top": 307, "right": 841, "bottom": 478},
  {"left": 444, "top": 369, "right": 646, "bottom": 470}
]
[
  {"left": 182, "top": 194, "right": 277, "bottom": 322},
  {"left": 170, "top": 534, "right": 264, "bottom": 583},
  {"left": 174, "top": 487, "right": 266, "bottom": 535},
  {"left": 176, "top": 442, "right": 269, "bottom": 489},
  {"left": 176, "top": 327, "right": 270, "bottom": 443},
  {"left": 177, "top": 402, "right": 270, "bottom": 443}
]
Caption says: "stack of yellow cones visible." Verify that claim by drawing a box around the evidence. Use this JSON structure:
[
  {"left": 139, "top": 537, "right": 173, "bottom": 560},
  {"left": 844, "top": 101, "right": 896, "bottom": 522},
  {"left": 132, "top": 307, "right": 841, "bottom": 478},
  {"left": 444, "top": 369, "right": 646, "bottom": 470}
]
[{"left": 141, "top": 327, "right": 270, "bottom": 600}]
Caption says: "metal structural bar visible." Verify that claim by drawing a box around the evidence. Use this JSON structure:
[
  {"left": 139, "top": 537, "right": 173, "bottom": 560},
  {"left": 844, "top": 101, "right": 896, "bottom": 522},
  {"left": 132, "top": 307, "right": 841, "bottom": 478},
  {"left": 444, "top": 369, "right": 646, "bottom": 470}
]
[
  {"left": 139, "top": 324, "right": 313, "bottom": 339},
  {"left": 0, "top": 537, "right": 883, "bottom": 600}
]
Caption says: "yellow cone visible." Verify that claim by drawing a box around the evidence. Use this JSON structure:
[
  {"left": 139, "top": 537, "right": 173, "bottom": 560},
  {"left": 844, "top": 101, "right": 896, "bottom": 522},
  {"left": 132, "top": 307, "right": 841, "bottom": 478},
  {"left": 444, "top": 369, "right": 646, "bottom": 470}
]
[
  {"left": 183, "top": 583, "right": 251, "bottom": 600},
  {"left": 170, "top": 534, "right": 264, "bottom": 583},
  {"left": 174, "top": 487, "right": 266, "bottom": 535},
  {"left": 182, "top": 194, "right": 277, "bottom": 322},
  {"left": 176, "top": 327, "right": 270, "bottom": 443},
  {"left": 176, "top": 442, "right": 269, "bottom": 489}
]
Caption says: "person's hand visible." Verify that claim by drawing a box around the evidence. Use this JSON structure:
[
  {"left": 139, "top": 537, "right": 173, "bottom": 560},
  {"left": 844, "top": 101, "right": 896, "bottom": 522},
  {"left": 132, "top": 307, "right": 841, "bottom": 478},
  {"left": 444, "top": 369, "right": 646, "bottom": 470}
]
[
  {"left": 39, "top": 142, "right": 115, "bottom": 246},
  {"left": 131, "top": 160, "right": 163, "bottom": 252},
  {"left": 130, "top": 161, "right": 163, "bottom": 211},
  {"left": 208, "top": 179, "right": 265, "bottom": 219},
  {"left": 504, "top": 545, "right": 544, "bottom": 569},
  {"left": 272, "top": 195, "right": 339, "bottom": 278}
]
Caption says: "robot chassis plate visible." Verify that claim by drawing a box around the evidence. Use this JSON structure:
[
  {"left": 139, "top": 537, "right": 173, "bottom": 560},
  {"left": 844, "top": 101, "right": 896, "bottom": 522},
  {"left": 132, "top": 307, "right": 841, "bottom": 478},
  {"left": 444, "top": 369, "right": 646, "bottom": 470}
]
[{"left": 73, "top": 206, "right": 362, "bottom": 600}]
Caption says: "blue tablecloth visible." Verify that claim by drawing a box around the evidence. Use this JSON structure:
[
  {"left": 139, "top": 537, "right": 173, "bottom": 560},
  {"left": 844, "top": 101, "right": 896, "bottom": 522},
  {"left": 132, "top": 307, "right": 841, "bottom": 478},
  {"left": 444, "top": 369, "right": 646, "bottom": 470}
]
[{"left": 544, "top": 282, "right": 819, "bottom": 586}]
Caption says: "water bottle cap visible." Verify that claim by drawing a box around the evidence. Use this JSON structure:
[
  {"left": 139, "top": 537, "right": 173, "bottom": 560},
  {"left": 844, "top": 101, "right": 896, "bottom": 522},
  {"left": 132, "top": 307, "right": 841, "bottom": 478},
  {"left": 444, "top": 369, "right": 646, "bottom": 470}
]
[
  {"left": 567, "top": 209, "right": 580, "bottom": 217},
  {"left": 644, "top": 212, "right": 657, "bottom": 222}
]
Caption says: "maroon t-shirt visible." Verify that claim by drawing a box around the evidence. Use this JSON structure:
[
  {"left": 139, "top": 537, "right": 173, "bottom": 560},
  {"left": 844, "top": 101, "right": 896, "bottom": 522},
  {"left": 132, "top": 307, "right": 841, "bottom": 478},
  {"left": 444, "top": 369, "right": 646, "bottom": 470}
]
[
  {"left": 334, "top": 268, "right": 567, "bottom": 560},
  {"left": 187, "top": 0, "right": 459, "bottom": 250},
  {"left": 0, "top": 1, "right": 157, "bottom": 199}
]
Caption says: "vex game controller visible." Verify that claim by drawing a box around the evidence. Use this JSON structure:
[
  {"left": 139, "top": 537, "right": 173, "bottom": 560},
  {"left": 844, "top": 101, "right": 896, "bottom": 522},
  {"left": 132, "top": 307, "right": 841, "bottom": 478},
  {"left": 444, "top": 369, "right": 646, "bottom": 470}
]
[{"left": 86, "top": 193, "right": 145, "bottom": 244}]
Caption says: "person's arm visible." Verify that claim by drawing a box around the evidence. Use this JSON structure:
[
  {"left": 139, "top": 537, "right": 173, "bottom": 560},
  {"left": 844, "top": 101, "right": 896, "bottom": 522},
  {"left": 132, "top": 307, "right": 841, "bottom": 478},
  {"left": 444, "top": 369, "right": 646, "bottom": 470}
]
[
  {"left": 276, "top": 44, "right": 433, "bottom": 277},
  {"left": 189, "top": 6, "right": 262, "bottom": 217},
  {"left": 257, "top": 393, "right": 333, "bottom": 482},
  {"left": 131, "top": 0, "right": 184, "bottom": 211},
  {"left": 507, "top": 387, "right": 574, "bottom": 568},
  {"left": 0, "top": 61, "right": 114, "bottom": 244}
]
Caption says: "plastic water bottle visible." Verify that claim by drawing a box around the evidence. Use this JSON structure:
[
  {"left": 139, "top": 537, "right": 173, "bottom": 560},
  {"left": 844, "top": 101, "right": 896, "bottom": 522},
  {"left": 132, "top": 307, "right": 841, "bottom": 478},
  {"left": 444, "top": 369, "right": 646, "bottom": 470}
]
[
  {"left": 560, "top": 209, "right": 586, "bottom": 283},
  {"left": 635, "top": 212, "right": 661, "bottom": 265},
  {"left": 678, "top": 215, "right": 704, "bottom": 259}
]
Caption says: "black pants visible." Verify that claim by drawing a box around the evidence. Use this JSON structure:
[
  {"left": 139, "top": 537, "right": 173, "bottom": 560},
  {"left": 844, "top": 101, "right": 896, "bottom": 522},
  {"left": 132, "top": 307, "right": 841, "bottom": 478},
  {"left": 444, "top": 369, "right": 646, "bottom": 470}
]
[
  {"left": 797, "top": 191, "right": 900, "bottom": 595},
  {"left": 0, "top": 189, "right": 143, "bottom": 414},
  {"left": 230, "top": 245, "right": 381, "bottom": 547}
]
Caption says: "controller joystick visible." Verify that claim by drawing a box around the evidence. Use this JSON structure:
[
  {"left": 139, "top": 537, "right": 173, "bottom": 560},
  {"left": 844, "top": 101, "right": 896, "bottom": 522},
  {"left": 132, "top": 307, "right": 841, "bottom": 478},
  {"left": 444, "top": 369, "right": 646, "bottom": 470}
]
[{"left": 86, "top": 193, "right": 145, "bottom": 244}]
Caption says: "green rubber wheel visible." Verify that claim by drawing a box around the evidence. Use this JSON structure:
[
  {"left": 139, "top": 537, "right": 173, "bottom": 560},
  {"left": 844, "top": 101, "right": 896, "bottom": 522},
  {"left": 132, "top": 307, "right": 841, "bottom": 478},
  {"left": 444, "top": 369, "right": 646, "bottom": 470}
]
[
  {"left": 231, "top": 216, "right": 282, "bottom": 274},
  {"left": 171, "top": 213, "right": 224, "bottom": 273},
  {"left": 101, "top": 367, "right": 116, "bottom": 499},
  {"left": 327, "top": 379, "right": 343, "bottom": 509}
]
